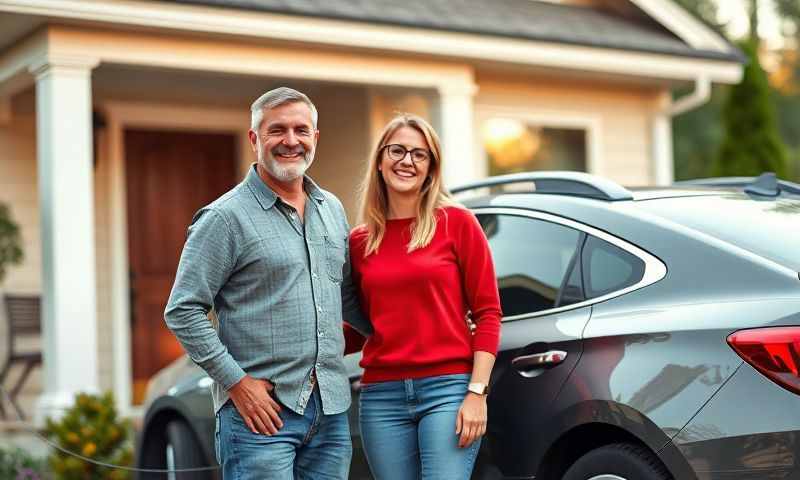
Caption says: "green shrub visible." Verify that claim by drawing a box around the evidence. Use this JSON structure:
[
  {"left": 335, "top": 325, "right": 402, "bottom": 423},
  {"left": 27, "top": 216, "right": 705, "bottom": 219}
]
[
  {"left": 0, "top": 202, "right": 23, "bottom": 283},
  {"left": 43, "top": 392, "right": 133, "bottom": 480},
  {"left": 0, "top": 446, "right": 48, "bottom": 479}
]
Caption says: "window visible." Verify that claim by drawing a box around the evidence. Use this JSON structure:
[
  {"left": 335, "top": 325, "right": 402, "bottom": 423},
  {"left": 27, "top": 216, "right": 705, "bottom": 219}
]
[
  {"left": 477, "top": 214, "right": 584, "bottom": 318},
  {"left": 581, "top": 236, "right": 645, "bottom": 299},
  {"left": 482, "top": 118, "right": 587, "bottom": 175}
]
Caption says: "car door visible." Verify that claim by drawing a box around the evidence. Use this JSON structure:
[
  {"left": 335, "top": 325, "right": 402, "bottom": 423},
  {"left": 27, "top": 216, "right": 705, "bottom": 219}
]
[{"left": 472, "top": 209, "right": 592, "bottom": 479}]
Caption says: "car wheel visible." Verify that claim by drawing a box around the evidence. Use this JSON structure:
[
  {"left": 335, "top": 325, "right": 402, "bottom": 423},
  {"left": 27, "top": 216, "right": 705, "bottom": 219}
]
[
  {"left": 165, "top": 418, "right": 213, "bottom": 480},
  {"left": 562, "top": 443, "right": 671, "bottom": 480}
]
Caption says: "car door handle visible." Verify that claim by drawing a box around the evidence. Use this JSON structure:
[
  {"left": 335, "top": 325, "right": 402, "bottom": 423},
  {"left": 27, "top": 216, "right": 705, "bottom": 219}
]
[{"left": 511, "top": 350, "right": 567, "bottom": 377}]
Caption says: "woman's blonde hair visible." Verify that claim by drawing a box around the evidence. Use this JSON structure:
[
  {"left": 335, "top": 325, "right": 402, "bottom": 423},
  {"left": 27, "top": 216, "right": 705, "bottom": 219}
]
[{"left": 358, "top": 113, "right": 459, "bottom": 256}]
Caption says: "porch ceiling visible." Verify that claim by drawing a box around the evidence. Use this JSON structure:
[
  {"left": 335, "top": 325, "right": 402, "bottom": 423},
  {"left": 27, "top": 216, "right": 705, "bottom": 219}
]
[{"left": 0, "top": 13, "right": 42, "bottom": 51}]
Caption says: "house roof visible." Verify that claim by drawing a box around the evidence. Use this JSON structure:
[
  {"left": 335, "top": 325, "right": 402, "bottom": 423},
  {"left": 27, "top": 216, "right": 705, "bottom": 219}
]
[{"left": 163, "top": 0, "right": 742, "bottom": 62}]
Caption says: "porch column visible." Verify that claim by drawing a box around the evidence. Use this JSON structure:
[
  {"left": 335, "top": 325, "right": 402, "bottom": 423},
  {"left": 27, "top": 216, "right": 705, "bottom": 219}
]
[
  {"left": 29, "top": 55, "right": 100, "bottom": 425},
  {"left": 652, "top": 91, "right": 674, "bottom": 186},
  {"left": 437, "top": 83, "right": 480, "bottom": 189}
]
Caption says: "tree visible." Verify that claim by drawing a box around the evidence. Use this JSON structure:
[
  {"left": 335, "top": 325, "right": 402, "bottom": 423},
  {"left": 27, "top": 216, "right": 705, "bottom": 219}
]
[
  {"left": 713, "top": 40, "right": 790, "bottom": 177},
  {"left": 672, "top": 0, "right": 725, "bottom": 33},
  {"left": 671, "top": 0, "right": 729, "bottom": 181},
  {"left": 774, "top": 0, "right": 800, "bottom": 36}
]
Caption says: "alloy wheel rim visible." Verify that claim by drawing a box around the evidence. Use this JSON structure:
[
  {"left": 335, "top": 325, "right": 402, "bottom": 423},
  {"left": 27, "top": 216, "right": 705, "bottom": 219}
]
[{"left": 166, "top": 443, "right": 177, "bottom": 480}]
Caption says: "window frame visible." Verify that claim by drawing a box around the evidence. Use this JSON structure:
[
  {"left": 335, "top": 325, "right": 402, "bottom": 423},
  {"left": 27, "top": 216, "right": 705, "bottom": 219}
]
[
  {"left": 475, "top": 106, "right": 603, "bottom": 178},
  {"left": 473, "top": 207, "right": 667, "bottom": 322}
]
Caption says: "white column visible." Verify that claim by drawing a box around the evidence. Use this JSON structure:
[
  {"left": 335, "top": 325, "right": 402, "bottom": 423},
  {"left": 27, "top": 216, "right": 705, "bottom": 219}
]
[
  {"left": 652, "top": 114, "right": 674, "bottom": 186},
  {"left": 436, "top": 84, "right": 480, "bottom": 189},
  {"left": 29, "top": 55, "right": 100, "bottom": 425},
  {"left": 652, "top": 91, "right": 675, "bottom": 186}
]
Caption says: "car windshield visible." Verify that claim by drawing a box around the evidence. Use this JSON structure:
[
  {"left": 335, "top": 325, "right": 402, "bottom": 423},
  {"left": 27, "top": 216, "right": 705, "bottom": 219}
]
[{"left": 638, "top": 195, "right": 800, "bottom": 272}]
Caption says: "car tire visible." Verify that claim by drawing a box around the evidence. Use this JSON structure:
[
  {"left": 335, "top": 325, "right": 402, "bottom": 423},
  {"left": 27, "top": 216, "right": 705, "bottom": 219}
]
[
  {"left": 165, "top": 418, "right": 213, "bottom": 480},
  {"left": 562, "top": 443, "right": 671, "bottom": 480}
]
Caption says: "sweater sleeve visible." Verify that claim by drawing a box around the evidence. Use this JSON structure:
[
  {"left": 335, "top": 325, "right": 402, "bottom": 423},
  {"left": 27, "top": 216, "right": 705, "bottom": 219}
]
[{"left": 452, "top": 208, "right": 502, "bottom": 355}]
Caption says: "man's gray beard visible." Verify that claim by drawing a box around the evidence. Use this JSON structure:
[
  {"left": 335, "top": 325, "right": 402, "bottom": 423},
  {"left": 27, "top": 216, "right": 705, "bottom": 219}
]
[{"left": 261, "top": 150, "right": 314, "bottom": 182}]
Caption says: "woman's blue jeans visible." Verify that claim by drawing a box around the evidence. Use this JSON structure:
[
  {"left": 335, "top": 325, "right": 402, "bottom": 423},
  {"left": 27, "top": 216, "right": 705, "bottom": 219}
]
[{"left": 359, "top": 373, "right": 481, "bottom": 480}]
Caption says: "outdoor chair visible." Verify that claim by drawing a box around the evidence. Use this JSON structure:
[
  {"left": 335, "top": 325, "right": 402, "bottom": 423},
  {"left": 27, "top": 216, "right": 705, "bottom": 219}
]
[{"left": 0, "top": 294, "right": 42, "bottom": 421}]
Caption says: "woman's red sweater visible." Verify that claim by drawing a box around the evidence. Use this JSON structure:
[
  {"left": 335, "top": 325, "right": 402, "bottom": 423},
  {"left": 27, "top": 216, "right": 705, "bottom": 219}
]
[{"left": 346, "top": 206, "right": 502, "bottom": 384}]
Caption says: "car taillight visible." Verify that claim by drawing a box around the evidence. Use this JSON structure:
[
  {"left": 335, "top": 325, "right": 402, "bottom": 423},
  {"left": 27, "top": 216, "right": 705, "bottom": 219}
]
[{"left": 727, "top": 327, "right": 800, "bottom": 395}]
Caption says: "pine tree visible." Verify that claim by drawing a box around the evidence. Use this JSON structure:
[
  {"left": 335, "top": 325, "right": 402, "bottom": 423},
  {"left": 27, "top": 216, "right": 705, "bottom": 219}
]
[{"left": 713, "top": 40, "right": 790, "bottom": 178}]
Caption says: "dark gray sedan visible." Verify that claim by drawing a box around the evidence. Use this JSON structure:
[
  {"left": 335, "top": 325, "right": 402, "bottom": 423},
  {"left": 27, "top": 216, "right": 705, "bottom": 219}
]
[{"left": 136, "top": 172, "right": 800, "bottom": 480}]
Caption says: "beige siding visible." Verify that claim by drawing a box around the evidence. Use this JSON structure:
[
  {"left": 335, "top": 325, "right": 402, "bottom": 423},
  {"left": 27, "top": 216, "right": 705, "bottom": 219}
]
[
  {"left": 475, "top": 73, "right": 664, "bottom": 186},
  {"left": 0, "top": 93, "right": 40, "bottom": 294},
  {"left": 306, "top": 86, "right": 372, "bottom": 225},
  {"left": 94, "top": 127, "right": 114, "bottom": 394}
]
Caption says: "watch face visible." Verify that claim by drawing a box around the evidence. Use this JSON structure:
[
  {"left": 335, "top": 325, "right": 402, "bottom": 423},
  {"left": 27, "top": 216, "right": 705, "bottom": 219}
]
[{"left": 469, "top": 383, "right": 488, "bottom": 394}]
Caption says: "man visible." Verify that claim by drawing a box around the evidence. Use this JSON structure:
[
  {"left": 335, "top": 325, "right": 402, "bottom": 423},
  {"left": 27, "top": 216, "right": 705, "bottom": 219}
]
[{"left": 164, "top": 87, "right": 371, "bottom": 479}]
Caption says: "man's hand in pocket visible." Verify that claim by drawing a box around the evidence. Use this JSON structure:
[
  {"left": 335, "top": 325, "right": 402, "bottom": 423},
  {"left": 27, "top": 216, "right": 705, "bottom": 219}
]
[{"left": 228, "top": 375, "right": 283, "bottom": 435}]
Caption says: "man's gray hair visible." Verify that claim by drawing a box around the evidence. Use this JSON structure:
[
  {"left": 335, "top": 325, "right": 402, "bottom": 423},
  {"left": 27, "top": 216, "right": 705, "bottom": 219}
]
[{"left": 250, "top": 87, "right": 319, "bottom": 131}]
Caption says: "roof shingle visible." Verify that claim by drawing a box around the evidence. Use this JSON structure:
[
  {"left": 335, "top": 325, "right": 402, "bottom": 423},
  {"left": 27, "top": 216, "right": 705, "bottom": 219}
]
[{"left": 163, "top": 0, "right": 740, "bottom": 61}]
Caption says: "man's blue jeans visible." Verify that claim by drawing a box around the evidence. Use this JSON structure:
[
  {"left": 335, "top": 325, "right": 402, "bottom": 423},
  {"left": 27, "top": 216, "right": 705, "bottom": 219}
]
[
  {"left": 215, "top": 386, "right": 352, "bottom": 479},
  {"left": 359, "top": 373, "right": 481, "bottom": 480}
]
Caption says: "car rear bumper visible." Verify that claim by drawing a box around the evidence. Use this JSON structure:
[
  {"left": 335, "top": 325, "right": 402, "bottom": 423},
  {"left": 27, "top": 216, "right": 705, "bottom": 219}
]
[{"left": 672, "top": 362, "right": 800, "bottom": 479}]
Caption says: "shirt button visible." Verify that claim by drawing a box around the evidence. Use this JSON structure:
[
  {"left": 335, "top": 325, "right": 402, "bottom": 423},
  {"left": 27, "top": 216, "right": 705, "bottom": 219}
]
[
  {"left": 312, "top": 272, "right": 318, "bottom": 279},
  {"left": 316, "top": 362, "right": 321, "bottom": 368},
  {"left": 318, "top": 330, "right": 324, "bottom": 337},
  {"left": 317, "top": 306, "right": 323, "bottom": 313}
]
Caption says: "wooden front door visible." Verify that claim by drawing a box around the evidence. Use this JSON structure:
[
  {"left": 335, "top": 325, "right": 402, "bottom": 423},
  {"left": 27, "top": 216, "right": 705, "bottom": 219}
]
[{"left": 125, "top": 129, "right": 237, "bottom": 404}]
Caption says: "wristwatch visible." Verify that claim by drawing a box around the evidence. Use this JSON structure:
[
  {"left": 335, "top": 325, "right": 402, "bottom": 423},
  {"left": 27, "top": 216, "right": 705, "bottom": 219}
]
[{"left": 467, "top": 382, "right": 489, "bottom": 395}]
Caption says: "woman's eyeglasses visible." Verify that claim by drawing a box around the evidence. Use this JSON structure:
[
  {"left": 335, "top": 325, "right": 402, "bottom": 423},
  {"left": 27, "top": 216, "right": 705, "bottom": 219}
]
[{"left": 381, "top": 144, "right": 432, "bottom": 164}]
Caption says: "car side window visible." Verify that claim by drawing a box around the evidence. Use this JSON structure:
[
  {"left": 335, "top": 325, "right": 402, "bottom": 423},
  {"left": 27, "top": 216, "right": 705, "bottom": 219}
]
[
  {"left": 477, "top": 213, "right": 583, "bottom": 318},
  {"left": 582, "top": 235, "right": 645, "bottom": 299}
]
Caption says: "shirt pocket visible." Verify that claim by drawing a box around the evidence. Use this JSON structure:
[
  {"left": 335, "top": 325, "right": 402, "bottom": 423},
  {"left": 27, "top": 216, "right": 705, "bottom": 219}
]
[{"left": 325, "top": 235, "right": 346, "bottom": 283}]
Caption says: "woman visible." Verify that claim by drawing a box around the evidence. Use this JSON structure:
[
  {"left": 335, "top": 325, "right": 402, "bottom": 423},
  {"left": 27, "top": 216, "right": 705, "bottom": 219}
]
[{"left": 347, "top": 114, "right": 502, "bottom": 479}]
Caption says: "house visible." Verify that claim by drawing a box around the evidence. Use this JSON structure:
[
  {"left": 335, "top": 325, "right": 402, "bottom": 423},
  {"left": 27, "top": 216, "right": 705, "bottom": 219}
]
[{"left": 0, "top": 0, "right": 743, "bottom": 423}]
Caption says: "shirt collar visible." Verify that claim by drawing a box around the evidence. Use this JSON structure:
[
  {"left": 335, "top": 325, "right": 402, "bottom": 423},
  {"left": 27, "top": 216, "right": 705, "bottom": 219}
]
[{"left": 245, "top": 164, "right": 325, "bottom": 210}]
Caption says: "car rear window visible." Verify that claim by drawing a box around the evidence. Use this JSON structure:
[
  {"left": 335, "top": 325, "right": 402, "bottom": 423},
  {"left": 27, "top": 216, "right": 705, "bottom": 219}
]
[{"left": 638, "top": 195, "right": 800, "bottom": 272}]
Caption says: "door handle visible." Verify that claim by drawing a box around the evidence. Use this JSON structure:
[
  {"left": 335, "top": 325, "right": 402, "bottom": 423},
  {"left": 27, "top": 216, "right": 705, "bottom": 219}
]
[{"left": 511, "top": 350, "right": 567, "bottom": 377}]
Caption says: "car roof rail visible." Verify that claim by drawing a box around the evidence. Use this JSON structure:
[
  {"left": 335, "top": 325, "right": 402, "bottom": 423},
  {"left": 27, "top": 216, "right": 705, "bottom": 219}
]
[
  {"left": 450, "top": 171, "right": 634, "bottom": 201},
  {"left": 675, "top": 172, "right": 800, "bottom": 196}
]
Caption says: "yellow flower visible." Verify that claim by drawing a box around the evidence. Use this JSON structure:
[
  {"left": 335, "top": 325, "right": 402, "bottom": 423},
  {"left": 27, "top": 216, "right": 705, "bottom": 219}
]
[{"left": 82, "top": 442, "right": 97, "bottom": 457}]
